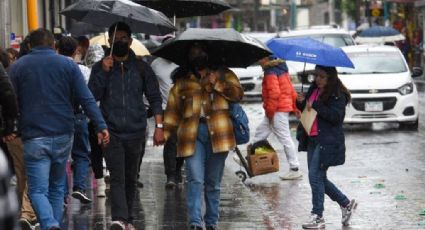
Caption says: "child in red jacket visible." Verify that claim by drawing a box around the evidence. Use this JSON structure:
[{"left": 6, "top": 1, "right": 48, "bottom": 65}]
[{"left": 252, "top": 56, "right": 302, "bottom": 180}]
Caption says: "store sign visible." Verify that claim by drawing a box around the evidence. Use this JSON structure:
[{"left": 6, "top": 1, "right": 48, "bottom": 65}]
[{"left": 10, "top": 34, "right": 23, "bottom": 51}]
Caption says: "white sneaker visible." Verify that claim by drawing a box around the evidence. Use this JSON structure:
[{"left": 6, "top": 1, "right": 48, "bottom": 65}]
[
  {"left": 302, "top": 214, "right": 325, "bottom": 229},
  {"left": 110, "top": 221, "right": 126, "bottom": 230},
  {"left": 10, "top": 175, "right": 17, "bottom": 186},
  {"left": 341, "top": 199, "right": 358, "bottom": 226},
  {"left": 232, "top": 155, "right": 242, "bottom": 166},
  {"left": 126, "top": 223, "right": 136, "bottom": 230},
  {"left": 279, "top": 169, "right": 303, "bottom": 180},
  {"left": 96, "top": 178, "right": 106, "bottom": 197}
]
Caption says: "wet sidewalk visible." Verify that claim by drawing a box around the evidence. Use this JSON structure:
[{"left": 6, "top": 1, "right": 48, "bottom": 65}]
[{"left": 62, "top": 144, "right": 267, "bottom": 230}]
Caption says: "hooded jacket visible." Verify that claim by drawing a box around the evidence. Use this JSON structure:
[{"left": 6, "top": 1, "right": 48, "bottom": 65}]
[
  {"left": 89, "top": 50, "right": 162, "bottom": 140},
  {"left": 261, "top": 59, "right": 298, "bottom": 118}
]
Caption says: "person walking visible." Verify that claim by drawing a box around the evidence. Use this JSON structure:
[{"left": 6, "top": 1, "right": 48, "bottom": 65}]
[
  {"left": 150, "top": 53, "right": 184, "bottom": 188},
  {"left": 297, "top": 65, "right": 357, "bottom": 229},
  {"left": 163, "top": 42, "right": 244, "bottom": 230},
  {"left": 0, "top": 58, "right": 19, "bottom": 230},
  {"left": 1, "top": 47, "right": 39, "bottom": 230},
  {"left": 9, "top": 28, "right": 109, "bottom": 230},
  {"left": 85, "top": 44, "right": 108, "bottom": 197},
  {"left": 251, "top": 56, "right": 302, "bottom": 180},
  {"left": 57, "top": 36, "right": 92, "bottom": 204},
  {"left": 89, "top": 22, "right": 164, "bottom": 230}
]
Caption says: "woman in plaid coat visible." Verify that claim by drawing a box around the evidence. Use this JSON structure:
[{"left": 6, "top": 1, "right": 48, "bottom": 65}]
[{"left": 163, "top": 43, "right": 244, "bottom": 230}]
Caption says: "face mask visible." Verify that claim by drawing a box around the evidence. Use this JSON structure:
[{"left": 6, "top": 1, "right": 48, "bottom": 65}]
[
  {"left": 189, "top": 55, "right": 208, "bottom": 71},
  {"left": 74, "top": 54, "right": 82, "bottom": 63},
  {"left": 112, "top": 41, "right": 129, "bottom": 57}
]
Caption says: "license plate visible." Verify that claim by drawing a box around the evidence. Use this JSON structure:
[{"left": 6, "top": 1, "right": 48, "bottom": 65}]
[{"left": 365, "top": 101, "right": 383, "bottom": 112}]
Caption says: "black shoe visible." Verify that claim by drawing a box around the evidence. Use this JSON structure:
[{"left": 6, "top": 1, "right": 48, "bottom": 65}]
[
  {"left": 189, "top": 225, "right": 203, "bottom": 230},
  {"left": 72, "top": 189, "right": 92, "bottom": 204},
  {"left": 176, "top": 172, "right": 184, "bottom": 184},
  {"left": 165, "top": 177, "right": 177, "bottom": 189},
  {"left": 137, "top": 181, "right": 144, "bottom": 188},
  {"left": 49, "top": 227, "right": 61, "bottom": 230},
  {"left": 206, "top": 226, "right": 216, "bottom": 230}
]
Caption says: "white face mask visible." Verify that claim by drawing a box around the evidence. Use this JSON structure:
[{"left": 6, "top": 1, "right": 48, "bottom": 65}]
[{"left": 74, "top": 54, "right": 82, "bottom": 63}]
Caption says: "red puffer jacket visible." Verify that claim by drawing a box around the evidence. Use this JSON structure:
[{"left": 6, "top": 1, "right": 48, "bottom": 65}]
[{"left": 261, "top": 60, "right": 298, "bottom": 119}]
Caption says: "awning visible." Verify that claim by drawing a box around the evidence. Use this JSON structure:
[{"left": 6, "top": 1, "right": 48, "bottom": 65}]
[{"left": 387, "top": 0, "right": 415, "bottom": 3}]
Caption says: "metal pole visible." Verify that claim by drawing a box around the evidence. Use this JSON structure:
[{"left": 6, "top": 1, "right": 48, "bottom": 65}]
[
  {"left": 328, "top": 0, "right": 335, "bottom": 25},
  {"left": 0, "top": 0, "right": 12, "bottom": 48},
  {"left": 270, "top": 0, "right": 276, "bottom": 31},
  {"left": 290, "top": 0, "right": 297, "bottom": 29},
  {"left": 27, "top": 0, "right": 38, "bottom": 32}
]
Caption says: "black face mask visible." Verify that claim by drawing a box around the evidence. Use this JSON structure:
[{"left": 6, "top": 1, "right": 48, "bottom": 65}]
[
  {"left": 189, "top": 55, "right": 209, "bottom": 71},
  {"left": 112, "top": 41, "right": 129, "bottom": 57}
]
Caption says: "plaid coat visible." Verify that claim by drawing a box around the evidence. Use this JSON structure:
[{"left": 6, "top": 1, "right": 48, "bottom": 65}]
[{"left": 164, "top": 68, "right": 244, "bottom": 157}]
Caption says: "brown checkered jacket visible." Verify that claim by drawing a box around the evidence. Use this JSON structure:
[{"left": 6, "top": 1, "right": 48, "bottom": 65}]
[{"left": 164, "top": 68, "right": 244, "bottom": 157}]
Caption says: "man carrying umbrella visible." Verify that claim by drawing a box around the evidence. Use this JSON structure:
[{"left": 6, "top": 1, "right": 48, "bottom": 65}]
[{"left": 89, "top": 22, "right": 164, "bottom": 230}]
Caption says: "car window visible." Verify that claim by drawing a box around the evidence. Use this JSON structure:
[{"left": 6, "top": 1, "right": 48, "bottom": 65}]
[
  {"left": 337, "top": 52, "right": 407, "bottom": 74},
  {"left": 281, "top": 34, "right": 355, "bottom": 47}
]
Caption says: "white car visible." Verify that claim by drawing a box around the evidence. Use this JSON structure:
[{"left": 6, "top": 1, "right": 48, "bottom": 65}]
[{"left": 338, "top": 45, "right": 422, "bottom": 130}]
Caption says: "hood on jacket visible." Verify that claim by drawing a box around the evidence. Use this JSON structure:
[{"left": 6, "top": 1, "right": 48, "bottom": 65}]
[{"left": 262, "top": 58, "right": 289, "bottom": 76}]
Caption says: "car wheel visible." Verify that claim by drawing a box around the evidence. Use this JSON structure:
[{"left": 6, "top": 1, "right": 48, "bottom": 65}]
[{"left": 399, "top": 118, "right": 419, "bottom": 131}]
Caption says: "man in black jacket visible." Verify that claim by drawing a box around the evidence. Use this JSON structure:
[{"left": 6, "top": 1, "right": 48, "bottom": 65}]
[{"left": 89, "top": 22, "right": 164, "bottom": 230}]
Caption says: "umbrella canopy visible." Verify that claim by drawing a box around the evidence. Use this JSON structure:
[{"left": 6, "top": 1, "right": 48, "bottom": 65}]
[
  {"left": 68, "top": 21, "right": 106, "bottom": 36},
  {"left": 266, "top": 37, "right": 354, "bottom": 68},
  {"left": 152, "top": 28, "right": 271, "bottom": 68},
  {"left": 355, "top": 26, "right": 405, "bottom": 44},
  {"left": 90, "top": 33, "right": 150, "bottom": 56},
  {"left": 61, "top": 0, "right": 176, "bottom": 36},
  {"left": 133, "top": 0, "right": 231, "bottom": 18}
]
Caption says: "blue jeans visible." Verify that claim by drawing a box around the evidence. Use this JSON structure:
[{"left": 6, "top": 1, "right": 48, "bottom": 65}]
[
  {"left": 307, "top": 138, "right": 349, "bottom": 217},
  {"left": 24, "top": 134, "right": 73, "bottom": 230},
  {"left": 185, "top": 122, "right": 228, "bottom": 227},
  {"left": 66, "top": 114, "right": 90, "bottom": 194}
]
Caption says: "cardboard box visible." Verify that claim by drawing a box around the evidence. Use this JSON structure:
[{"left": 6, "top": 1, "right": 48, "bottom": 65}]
[{"left": 247, "top": 152, "right": 279, "bottom": 176}]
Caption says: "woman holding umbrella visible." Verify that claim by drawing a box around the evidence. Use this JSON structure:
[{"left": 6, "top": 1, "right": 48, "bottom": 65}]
[
  {"left": 163, "top": 42, "right": 243, "bottom": 230},
  {"left": 296, "top": 65, "right": 357, "bottom": 229}
]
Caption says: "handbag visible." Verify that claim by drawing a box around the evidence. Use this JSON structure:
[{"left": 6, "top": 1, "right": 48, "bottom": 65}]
[{"left": 228, "top": 103, "right": 250, "bottom": 145}]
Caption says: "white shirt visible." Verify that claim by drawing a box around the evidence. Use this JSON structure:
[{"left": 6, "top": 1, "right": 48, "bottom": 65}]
[{"left": 150, "top": 57, "right": 179, "bottom": 109}]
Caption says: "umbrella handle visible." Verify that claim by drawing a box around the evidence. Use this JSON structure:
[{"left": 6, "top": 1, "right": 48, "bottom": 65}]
[
  {"left": 301, "top": 62, "right": 306, "bottom": 93},
  {"left": 109, "top": 24, "right": 118, "bottom": 57}
]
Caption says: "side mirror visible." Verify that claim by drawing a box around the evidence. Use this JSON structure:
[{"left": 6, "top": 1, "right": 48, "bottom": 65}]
[{"left": 412, "top": 67, "right": 423, "bottom": 78}]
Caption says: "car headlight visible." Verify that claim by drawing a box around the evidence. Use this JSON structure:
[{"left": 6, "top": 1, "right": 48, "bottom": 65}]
[
  {"left": 398, "top": 83, "right": 414, "bottom": 95},
  {"left": 253, "top": 75, "right": 263, "bottom": 81}
]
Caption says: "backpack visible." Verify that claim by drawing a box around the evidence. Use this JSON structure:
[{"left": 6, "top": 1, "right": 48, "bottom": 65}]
[{"left": 229, "top": 102, "right": 250, "bottom": 145}]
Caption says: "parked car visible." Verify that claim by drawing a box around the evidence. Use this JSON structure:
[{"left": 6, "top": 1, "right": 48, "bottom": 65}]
[
  {"left": 278, "top": 28, "right": 356, "bottom": 92},
  {"left": 338, "top": 45, "right": 422, "bottom": 130},
  {"left": 231, "top": 32, "right": 278, "bottom": 101}
]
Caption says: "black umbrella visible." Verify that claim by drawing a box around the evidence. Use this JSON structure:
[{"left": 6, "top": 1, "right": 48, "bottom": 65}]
[
  {"left": 60, "top": 0, "right": 176, "bottom": 36},
  {"left": 67, "top": 21, "right": 106, "bottom": 36},
  {"left": 133, "top": 0, "right": 232, "bottom": 18},
  {"left": 152, "top": 28, "right": 272, "bottom": 68}
]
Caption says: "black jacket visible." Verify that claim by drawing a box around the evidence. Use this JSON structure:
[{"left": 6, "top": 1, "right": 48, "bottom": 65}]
[
  {"left": 296, "top": 83, "right": 348, "bottom": 169},
  {"left": 0, "top": 64, "right": 18, "bottom": 136},
  {"left": 89, "top": 50, "right": 162, "bottom": 140}
]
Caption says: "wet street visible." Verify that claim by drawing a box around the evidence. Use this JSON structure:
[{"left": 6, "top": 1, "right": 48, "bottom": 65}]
[{"left": 62, "top": 83, "right": 425, "bottom": 230}]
